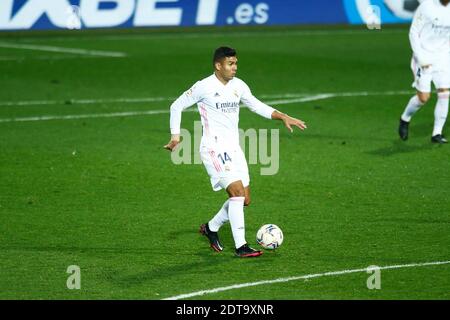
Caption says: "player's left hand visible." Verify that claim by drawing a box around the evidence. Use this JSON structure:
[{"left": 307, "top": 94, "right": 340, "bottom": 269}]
[{"left": 282, "top": 115, "right": 307, "bottom": 133}]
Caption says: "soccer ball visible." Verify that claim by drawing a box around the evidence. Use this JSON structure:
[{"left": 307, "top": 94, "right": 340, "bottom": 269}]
[
  {"left": 256, "top": 224, "right": 283, "bottom": 249},
  {"left": 384, "top": 0, "right": 421, "bottom": 19}
]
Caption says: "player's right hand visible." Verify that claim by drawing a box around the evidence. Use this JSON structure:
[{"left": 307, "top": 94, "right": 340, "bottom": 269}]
[{"left": 164, "top": 134, "right": 181, "bottom": 152}]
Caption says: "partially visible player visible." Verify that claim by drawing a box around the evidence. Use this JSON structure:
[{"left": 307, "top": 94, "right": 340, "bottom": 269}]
[
  {"left": 164, "top": 47, "right": 307, "bottom": 257},
  {"left": 398, "top": 0, "right": 450, "bottom": 143}
]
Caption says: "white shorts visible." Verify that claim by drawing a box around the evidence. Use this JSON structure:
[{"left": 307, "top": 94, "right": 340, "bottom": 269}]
[
  {"left": 200, "top": 140, "right": 250, "bottom": 192},
  {"left": 411, "top": 56, "right": 450, "bottom": 93}
]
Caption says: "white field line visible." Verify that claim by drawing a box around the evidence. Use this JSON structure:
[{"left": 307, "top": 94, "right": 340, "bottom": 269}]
[
  {"left": 0, "top": 90, "right": 413, "bottom": 123},
  {"left": 0, "top": 91, "right": 410, "bottom": 108},
  {"left": 0, "top": 55, "right": 110, "bottom": 61},
  {"left": 0, "top": 93, "right": 308, "bottom": 107},
  {"left": 163, "top": 260, "right": 450, "bottom": 300},
  {"left": 0, "top": 96, "right": 175, "bottom": 107},
  {"left": 20, "top": 29, "right": 407, "bottom": 43},
  {"left": 267, "top": 90, "right": 412, "bottom": 105},
  {"left": 0, "top": 42, "right": 126, "bottom": 58},
  {"left": 0, "top": 109, "right": 194, "bottom": 123}
]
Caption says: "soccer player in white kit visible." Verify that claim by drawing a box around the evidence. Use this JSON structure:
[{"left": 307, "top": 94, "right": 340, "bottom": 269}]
[
  {"left": 164, "top": 47, "right": 307, "bottom": 257},
  {"left": 398, "top": 0, "right": 450, "bottom": 143}
]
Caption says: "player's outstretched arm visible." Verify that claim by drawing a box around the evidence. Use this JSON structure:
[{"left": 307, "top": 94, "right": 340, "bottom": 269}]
[
  {"left": 239, "top": 81, "right": 306, "bottom": 132},
  {"left": 163, "top": 83, "right": 200, "bottom": 152},
  {"left": 271, "top": 110, "right": 307, "bottom": 133},
  {"left": 164, "top": 134, "right": 180, "bottom": 152}
]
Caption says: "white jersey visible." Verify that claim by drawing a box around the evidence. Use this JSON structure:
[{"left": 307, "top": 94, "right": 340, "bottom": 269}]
[
  {"left": 169, "top": 74, "right": 275, "bottom": 146},
  {"left": 409, "top": 0, "right": 450, "bottom": 67}
]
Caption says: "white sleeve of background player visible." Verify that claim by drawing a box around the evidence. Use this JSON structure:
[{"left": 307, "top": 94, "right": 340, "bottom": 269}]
[
  {"left": 409, "top": 5, "right": 433, "bottom": 67},
  {"left": 169, "top": 82, "right": 201, "bottom": 135},
  {"left": 240, "top": 81, "right": 276, "bottom": 119}
]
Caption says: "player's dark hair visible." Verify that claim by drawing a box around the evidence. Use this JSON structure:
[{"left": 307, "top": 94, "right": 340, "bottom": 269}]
[{"left": 213, "top": 47, "right": 236, "bottom": 65}]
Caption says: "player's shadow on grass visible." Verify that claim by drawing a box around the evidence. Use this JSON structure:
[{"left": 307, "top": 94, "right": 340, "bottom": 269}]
[
  {"left": 308, "top": 122, "right": 437, "bottom": 156},
  {"left": 112, "top": 228, "right": 272, "bottom": 288},
  {"left": 114, "top": 256, "right": 224, "bottom": 289},
  {"left": 367, "top": 139, "right": 436, "bottom": 156},
  {"left": 114, "top": 252, "right": 266, "bottom": 289},
  {"left": 367, "top": 122, "right": 441, "bottom": 156}
]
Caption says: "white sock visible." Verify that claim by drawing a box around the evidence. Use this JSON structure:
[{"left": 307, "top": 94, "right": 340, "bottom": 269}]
[
  {"left": 432, "top": 92, "right": 449, "bottom": 136},
  {"left": 228, "top": 197, "right": 246, "bottom": 249},
  {"left": 208, "top": 199, "right": 230, "bottom": 232},
  {"left": 401, "top": 95, "right": 424, "bottom": 122}
]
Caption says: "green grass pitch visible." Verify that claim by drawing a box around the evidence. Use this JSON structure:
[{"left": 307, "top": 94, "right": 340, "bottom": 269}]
[{"left": 0, "top": 25, "right": 449, "bottom": 300}]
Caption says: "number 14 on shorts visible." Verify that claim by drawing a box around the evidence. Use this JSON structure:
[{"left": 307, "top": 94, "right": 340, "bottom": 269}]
[{"left": 218, "top": 152, "right": 232, "bottom": 164}]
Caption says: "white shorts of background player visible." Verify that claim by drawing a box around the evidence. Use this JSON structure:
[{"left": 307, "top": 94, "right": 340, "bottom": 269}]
[{"left": 411, "top": 55, "right": 450, "bottom": 93}]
